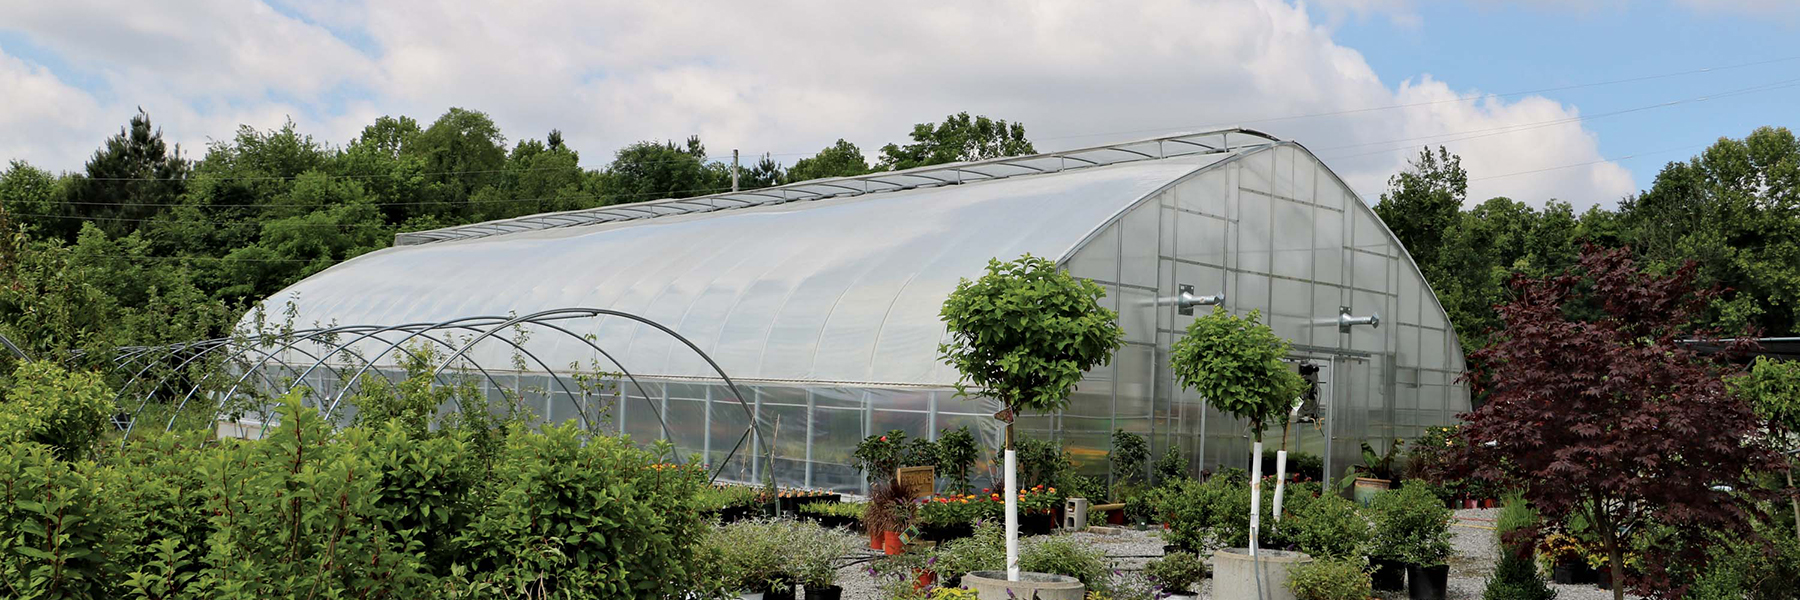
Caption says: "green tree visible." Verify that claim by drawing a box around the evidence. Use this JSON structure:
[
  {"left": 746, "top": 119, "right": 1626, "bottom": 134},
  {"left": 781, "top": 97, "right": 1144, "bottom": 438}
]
[
  {"left": 1616, "top": 126, "right": 1800, "bottom": 335},
  {"left": 0, "top": 161, "right": 74, "bottom": 239},
  {"left": 66, "top": 109, "right": 189, "bottom": 239},
  {"left": 1374, "top": 146, "right": 1466, "bottom": 277},
  {"left": 939, "top": 255, "right": 1124, "bottom": 447},
  {"left": 1730, "top": 356, "right": 1800, "bottom": 539},
  {"left": 1170, "top": 307, "right": 1305, "bottom": 444},
  {"left": 414, "top": 107, "right": 508, "bottom": 215},
  {"left": 786, "top": 139, "right": 871, "bottom": 182},
  {"left": 878, "top": 113, "right": 1035, "bottom": 171},
  {"left": 601, "top": 137, "right": 724, "bottom": 204},
  {"left": 938, "top": 254, "right": 1122, "bottom": 578}
]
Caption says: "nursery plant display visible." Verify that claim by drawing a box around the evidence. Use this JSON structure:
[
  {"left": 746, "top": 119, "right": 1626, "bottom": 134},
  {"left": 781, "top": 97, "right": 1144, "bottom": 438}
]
[
  {"left": 1370, "top": 484, "right": 1453, "bottom": 600},
  {"left": 1170, "top": 306, "right": 1307, "bottom": 564}
]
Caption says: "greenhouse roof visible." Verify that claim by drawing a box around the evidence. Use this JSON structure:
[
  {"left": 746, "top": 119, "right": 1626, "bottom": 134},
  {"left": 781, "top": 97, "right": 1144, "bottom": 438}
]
[
  {"left": 260, "top": 128, "right": 1370, "bottom": 387},
  {"left": 394, "top": 128, "right": 1281, "bottom": 246}
]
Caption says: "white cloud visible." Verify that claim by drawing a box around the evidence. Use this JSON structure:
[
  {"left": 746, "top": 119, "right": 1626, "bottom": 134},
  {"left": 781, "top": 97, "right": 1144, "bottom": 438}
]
[
  {"left": 0, "top": 0, "right": 1639, "bottom": 208},
  {"left": 0, "top": 49, "right": 104, "bottom": 169}
]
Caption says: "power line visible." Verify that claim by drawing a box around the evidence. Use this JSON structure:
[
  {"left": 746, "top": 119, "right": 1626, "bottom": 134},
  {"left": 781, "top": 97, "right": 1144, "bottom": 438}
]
[
  {"left": 1318, "top": 76, "right": 1800, "bottom": 162},
  {"left": 1032, "top": 54, "right": 1800, "bottom": 143}
]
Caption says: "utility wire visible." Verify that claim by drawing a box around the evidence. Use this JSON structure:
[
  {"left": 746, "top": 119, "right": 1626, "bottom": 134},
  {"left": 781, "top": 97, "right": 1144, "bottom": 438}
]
[{"left": 1033, "top": 54, "right": 1800, "bottom": 143}]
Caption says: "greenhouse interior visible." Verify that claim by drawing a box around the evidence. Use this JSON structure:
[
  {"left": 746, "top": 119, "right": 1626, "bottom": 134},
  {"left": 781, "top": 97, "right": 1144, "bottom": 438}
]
[{"left": 177, "top": 128, "right": 1469, "bottom": 494}]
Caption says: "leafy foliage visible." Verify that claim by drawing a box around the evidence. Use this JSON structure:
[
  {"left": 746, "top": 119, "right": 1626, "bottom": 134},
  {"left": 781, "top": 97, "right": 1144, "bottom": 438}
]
[
  {"left": 1109, "top": 429, "right": 1149, "bottom": 488},
  {"left": 1286, "top": 557, "right": 1373, "bottom": 600},
  {"left": 1170, "top": 307, "right": 1306, "bottom": 442},
  {"left": 935, "top": 426, "right": 980, "bottom": 494},
  {"left": 1143, "top": 551, "right": 1207, "bottom": 594},
  {"left": 878, "top": 112, "right": 1035, "bottom": 171},
  {"left": 1448, "top": 246, "right": 1786, "bottom": 598},
  {"left": 0, "top": 362, "right": 112, "bottom": 459},
  {"left": 939, "top": 255, "right": 1124, "bottom": 418},
  {"left": 1368, "top": 483, "right": 1453, "bottom": 566}
]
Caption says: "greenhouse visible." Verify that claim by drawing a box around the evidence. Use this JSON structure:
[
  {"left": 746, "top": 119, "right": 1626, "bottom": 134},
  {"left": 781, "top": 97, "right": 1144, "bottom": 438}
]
[{"left": 213, "top": 128, "right": 1469, "bottom": 493}]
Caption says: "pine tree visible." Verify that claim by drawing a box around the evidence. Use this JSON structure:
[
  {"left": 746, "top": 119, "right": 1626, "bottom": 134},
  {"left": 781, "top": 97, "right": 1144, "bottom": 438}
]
[{"left": 69, "top": 108, "right": 188, "bottom": 239}]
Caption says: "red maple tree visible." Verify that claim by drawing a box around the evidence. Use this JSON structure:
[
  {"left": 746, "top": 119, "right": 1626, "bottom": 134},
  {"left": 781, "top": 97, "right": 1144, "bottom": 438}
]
[{"left": 1451, "top": 246, "right": 1784, "bottom": 600}]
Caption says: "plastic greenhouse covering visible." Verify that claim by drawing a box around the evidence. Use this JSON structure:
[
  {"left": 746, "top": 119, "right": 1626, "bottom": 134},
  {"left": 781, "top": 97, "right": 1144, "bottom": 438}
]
[{"left": 222, "top": 129, "right": 1468, "bottom": 493}]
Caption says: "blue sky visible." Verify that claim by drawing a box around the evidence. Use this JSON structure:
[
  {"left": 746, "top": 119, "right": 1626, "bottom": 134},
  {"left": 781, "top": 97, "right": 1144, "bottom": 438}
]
[
  {"left": 0, "top": 0, "right": 1794, "bottom": 209},
  {"left": 1330, "top": 0, "right": 1800, "bottom": 194}
]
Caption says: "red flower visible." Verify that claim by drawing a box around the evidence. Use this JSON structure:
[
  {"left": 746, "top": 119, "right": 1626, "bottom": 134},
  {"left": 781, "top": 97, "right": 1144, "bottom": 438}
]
[{"left": 879, "top": 436, "right": 888, "bottom": 442}]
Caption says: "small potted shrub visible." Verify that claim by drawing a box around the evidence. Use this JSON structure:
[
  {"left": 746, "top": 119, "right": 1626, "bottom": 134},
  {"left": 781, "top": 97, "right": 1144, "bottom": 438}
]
[
  {"left": 1145, "top": 551, "right": 1208, "bottom": 600},
  {"left": 865, "top": 481, "right": 909, "bottom": 550},
  {"left": 1287, "top": 556, "right": 1373, "bottom": 600},
  {"left": 792, "top": 523, "right": 860, "bottom": 600},
  {"left": 1371, "top": 485, "right": 1453, "bottom": 600}
]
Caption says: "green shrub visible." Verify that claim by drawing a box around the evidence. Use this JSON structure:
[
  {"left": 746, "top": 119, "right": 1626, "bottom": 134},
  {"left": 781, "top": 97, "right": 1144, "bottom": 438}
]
[
  {"left": 1482, "top": 551, "right": 1556, "bottom": 600},
  {"left": 456, "top": 425, "right": 709, "bottom": 597},
  {"left": 1110, "top": 429, "right": 1149, "bottom": 487},
  {"left": 1020, "top": 535, "right": 1112, "bottom": 590},
  {"left": 1287, "top": 557, "right": 1372, "bottom": 600},
  {"left": 1283, "top": 492, "right": 1370, "bottom": 559},
  {"left": 1015, "top": 432, "right": 1074, "bottom": 489},
  {"left": 353, "top": 420, "right": 484, "bottom": 573},
  {"left": 0, "top": 362, "right": 112, "bottom": 459},
  {"left": 931, "top": 522, "right": 1006, "bottom": 580},
  {"left": 189, "top": 398, "right": 435, "bottom": 598},
  {"left": 1495, "top": 491, "right": 1538, "bottom": 537},
  {"left": 0, "top": 441, "right": 123, "bottom": 599},
  {"left": 1154, "top": 446, "right": 1187, "bottom": 484},
  {"left": 1370, "top": 484, "right": 1453, "bottom": 566},
  {"left": 1144, "top": 551, "right": 1207, "bottom": 595},
  {"left": 704, "top": 518, "right": 795, "bottom": 593}
]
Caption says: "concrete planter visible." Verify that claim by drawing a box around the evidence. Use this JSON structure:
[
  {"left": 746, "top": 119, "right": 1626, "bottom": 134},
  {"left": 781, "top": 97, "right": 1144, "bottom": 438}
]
[
  {"left": 961, "top": 571, "right": 1084, "bottom": 600},
  {"left": 1211, "top": 548, "right": 1313, "bottom": 600}
]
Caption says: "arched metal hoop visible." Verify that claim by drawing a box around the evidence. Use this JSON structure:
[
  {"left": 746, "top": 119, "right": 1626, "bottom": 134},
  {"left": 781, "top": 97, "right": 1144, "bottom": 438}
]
[{"left": 112, "top": 307, "right": 767, "bottom": 484}]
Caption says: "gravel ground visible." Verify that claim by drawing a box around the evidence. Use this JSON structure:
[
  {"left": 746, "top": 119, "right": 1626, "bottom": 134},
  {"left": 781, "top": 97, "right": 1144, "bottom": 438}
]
[{"left": 830, "top": 509, "right": 1639, "bottom": 600}]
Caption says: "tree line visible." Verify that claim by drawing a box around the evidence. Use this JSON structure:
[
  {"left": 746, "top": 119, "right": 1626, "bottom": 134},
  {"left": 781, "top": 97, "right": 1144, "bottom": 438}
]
[
  {"left": 1376, "top": 126, "right": 1800, "bottom": 354},
  {"left": 0, "top": 108, "right": 1032, "bottom": 365},
  {"left": 0, "top": 105, "right": 1794, "bottom": 374}
]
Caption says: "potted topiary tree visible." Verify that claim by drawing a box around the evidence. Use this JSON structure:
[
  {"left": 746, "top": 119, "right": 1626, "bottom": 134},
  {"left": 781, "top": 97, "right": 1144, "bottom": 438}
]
[
  {"left": 1170, "top": 307, "right": 1309, "bottom": 599},
  {"left": 939, "top": 255, "right": 1123, "bottom": 586}
]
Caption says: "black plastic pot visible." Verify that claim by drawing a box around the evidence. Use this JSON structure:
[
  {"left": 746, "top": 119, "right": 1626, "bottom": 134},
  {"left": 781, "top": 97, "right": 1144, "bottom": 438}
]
[
  {"left": 1552, "top": 561, "right": 1577, "bottom": 584},
  {"left": 802, "top": 585, "right": 841, "bottom": 600},
  {"left": 1371, "top": 558, "right": 1406, "bottom": 591},
  {"left": 1595, "top": 568, "right": 1613, "bottom": 590},
  {"left": 1021, "top": 512, "right": 1055, "bottom": 536},
  {"left": 1406, "top": 564, "right": 1449, "bottom": 600},
  {"left": 1575, "top": 563, "right": 1598, "bottom": 584},
  {"left": 920, "top": 522, "right": 974, "bottom": 542}
]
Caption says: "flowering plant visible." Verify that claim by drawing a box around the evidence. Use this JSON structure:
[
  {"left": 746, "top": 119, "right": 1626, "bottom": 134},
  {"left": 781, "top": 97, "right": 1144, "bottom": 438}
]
[
  {"left": 1017, "top": 484, "right": 1060, "bottom": 515},
  {"left": 918, "top": 493, "right": 1003, "bottom": 526},
  {"left": 853, "top": 429, "right": 909, "bottom": 485}
]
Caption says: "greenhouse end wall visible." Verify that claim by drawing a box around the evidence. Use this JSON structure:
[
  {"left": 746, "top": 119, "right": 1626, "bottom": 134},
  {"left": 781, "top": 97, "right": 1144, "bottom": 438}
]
[{"left": 1051, "top": 142, "right": 1468, "bottom": 485}]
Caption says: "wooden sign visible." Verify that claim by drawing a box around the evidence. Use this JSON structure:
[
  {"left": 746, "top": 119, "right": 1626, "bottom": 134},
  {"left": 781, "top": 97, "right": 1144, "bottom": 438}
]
[
  {"left": 897, "top": 465, "right": 936, "bottom": 499},
  {"left": 993, "top": 408, "right": 1014, "bottom": 423}
]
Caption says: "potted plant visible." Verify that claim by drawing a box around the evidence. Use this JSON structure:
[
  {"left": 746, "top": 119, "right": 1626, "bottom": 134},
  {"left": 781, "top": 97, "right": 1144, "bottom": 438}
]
[
  {"left": 1371, "top": 485, "right": 1452, "bottom": 600},
  {"left": 884, "top": 498, "right": 917, "bottom": 555},
  {"left": 1145, "top": 551, "right": 1208, "bottom": 600},
  {"left": 1287, "top": 556, "right": 1373, "bottom": 600},
  {"left": 1170, "top": 307, "right": 1311, "bottom": 598},
  {"left": 939, "top": 255, "right": 1124, "bottom": 581},
  {"left": 865, "top": 481, "right": 909, "bottom": 550},
  {"left": 1353, "top": 439, "right": 1401, "bottom": 506},
  {"left": 792, "top": 522, "right": 860, "bottom": 600}
]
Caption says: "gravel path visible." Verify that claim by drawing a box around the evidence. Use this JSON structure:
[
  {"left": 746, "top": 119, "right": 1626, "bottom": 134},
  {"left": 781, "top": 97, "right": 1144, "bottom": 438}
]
[{"left": 830, "top": 509, "right": 1640, "bottom": 599}]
